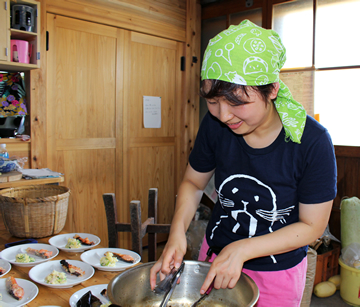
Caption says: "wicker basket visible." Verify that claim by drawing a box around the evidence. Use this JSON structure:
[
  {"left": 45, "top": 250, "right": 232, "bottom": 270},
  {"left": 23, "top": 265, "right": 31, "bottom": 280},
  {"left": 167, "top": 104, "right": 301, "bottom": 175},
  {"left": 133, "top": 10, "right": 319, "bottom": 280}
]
[{"left": 0, "top": 185, "right": 70, "bottom": 238}]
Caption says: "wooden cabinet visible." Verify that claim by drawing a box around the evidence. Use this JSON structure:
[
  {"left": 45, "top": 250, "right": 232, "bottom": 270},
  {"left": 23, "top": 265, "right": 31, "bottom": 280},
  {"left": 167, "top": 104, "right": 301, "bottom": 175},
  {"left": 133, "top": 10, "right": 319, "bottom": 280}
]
[
  {"left": 46, "top": 13, "right": 184, "bottom": 248},
  {"left": 46, "top": 14, "right": 121, "bottom": 241},
  {"left": 0, "top": 0, "right": 9, "bottom": 63},
  {"left": 0, "top": 0, "right": 40, "bottom": 71}
]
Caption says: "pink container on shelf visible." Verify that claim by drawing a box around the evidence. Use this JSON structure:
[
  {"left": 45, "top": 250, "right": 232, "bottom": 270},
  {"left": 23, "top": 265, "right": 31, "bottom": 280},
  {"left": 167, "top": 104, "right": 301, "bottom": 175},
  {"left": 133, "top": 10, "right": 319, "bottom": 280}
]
[{"left": 10, "top": 40, "right": 32, "bottom": 64}]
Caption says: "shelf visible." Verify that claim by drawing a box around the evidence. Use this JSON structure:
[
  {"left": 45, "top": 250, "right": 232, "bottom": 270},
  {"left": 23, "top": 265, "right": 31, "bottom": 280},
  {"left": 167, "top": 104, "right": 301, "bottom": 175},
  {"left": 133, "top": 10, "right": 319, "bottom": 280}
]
[
  {"left": 0, "top": 0, "right": 40, "bottom": 71},
  {"left": 0, "top": 138, "right": 31, "bottom": 144},
  {"left": 0, "top": 61, "right": 38, "bottom": 72},
  {"left": 10, "top": 29, "right": 38, "bottom": 40},
  {"left": 0, "top": 175, "right": 64, "bottom": 189}
]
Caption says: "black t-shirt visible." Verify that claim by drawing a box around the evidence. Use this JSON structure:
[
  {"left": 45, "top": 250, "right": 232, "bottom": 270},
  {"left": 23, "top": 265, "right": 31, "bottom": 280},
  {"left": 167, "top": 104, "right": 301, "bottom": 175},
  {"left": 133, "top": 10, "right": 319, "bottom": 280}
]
[{"left": 189, "top": 112, "right": 337, "bottom": 271}]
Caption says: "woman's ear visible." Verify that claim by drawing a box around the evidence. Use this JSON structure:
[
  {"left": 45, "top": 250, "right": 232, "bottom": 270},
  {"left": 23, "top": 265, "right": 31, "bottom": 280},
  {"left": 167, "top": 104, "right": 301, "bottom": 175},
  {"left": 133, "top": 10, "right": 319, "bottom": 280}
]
[{"left": 270, "top": 82, "right": 280, "bottom": 99}]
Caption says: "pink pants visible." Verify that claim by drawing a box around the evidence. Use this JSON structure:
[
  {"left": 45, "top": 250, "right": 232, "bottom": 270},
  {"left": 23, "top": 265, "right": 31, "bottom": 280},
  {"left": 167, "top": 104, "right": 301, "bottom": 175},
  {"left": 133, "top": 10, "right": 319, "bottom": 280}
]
[{"left": 198, "top": 237, "right": 307, "bottom": 307}]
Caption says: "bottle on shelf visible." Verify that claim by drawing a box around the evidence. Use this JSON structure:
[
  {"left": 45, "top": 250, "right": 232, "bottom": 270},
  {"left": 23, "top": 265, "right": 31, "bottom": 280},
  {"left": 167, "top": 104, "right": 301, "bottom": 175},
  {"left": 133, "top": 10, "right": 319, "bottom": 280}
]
[{"left": 0, "top": 144, "right": 9, "bottom": 159}]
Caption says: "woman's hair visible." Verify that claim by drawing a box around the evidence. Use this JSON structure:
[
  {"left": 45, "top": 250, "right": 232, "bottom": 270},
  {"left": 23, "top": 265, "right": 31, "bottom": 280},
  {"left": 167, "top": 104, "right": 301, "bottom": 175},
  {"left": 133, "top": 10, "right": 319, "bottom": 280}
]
[{"left": 200, "top": 79, "right": 276, "bottom": 105}]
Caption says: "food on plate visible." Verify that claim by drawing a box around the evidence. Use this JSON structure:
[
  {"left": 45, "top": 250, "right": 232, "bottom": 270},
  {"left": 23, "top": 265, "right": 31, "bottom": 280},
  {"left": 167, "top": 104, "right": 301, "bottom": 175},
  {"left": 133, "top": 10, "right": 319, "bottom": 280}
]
[
  {"left": 75, "top": 289, "right": 113, "bottom": 307},
  {"left": 0, "top": 267, "right": 5, "bottom": 275},
  {"left": 45, "top": 269, "right": 67, "bottom": 284},
  {"left": 15, "top": 253, "right": 35, "bottom": 263},
  {"left": 65, "top": 237, "right": 82, "bottom": 249},
  {"left": 60, "top": 259, "right": 85, "bottom": 276},
  {"left": 100, "top": 288, "right": 108, "bottom": 299},
  {"left": 74, "top": 234, "right": 95, "bottom": 246},
  {"left": 76, "top": 290, "right": 102, "bottom": 307},
  {"left": 6, "top": 276, "right": 24, "bottom": 300},
  {"left": 111, "top": 252, "right": 135, "bottom": 263},
  {"left": 100, "top": 252, "right": 118, "bottom": 267},
  {"left": 26, "top": 247, "right": 53, "bottom": 259}
]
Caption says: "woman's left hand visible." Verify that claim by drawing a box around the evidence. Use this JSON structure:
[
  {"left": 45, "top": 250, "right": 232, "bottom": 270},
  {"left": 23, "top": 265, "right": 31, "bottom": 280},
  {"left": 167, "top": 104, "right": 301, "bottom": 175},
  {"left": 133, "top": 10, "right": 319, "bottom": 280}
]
[{"left": 200, "top": 241, "right": 246, "bottom": 294}]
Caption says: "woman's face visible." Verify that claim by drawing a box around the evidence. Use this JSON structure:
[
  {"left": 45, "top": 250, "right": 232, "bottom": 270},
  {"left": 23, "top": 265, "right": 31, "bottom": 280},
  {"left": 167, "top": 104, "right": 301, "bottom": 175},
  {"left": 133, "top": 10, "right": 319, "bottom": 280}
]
[{"left": 204, "top": 81, "right": 278, "bottom": 136}]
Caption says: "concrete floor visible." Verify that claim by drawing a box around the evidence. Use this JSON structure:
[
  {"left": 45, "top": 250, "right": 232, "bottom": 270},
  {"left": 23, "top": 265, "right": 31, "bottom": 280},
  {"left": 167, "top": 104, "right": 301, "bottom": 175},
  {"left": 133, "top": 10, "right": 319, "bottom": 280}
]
[{"left": 310, "top": 290, "right": 351, "bottom": 306}]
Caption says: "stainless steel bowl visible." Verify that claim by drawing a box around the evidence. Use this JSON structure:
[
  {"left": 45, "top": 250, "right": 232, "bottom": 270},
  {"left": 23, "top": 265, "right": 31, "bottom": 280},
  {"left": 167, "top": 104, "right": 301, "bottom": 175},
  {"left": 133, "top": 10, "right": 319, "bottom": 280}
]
[{"left": 108, "top": 260, "right": 259, "bottom": 307}]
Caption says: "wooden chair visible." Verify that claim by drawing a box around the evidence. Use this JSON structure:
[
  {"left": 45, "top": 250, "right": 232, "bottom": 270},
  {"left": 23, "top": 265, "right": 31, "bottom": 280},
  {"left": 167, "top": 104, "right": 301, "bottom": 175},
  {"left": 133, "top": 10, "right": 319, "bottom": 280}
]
[{"left": 103, "top": 188, "right": 171, "bottom": 262}]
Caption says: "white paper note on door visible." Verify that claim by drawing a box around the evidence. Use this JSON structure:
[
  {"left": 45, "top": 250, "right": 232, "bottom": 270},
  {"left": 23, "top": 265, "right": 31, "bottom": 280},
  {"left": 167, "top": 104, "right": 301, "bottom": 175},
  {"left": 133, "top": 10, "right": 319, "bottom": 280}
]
[{"left": 143, "top": 96, "right": 161, "bottom": 128}]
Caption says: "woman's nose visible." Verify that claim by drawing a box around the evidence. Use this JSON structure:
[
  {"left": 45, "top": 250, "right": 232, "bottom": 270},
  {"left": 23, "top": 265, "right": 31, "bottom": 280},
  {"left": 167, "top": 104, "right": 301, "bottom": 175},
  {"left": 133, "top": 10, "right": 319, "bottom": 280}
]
[{"left": 219, "top": 102, "right": 233, "bottom": 122}]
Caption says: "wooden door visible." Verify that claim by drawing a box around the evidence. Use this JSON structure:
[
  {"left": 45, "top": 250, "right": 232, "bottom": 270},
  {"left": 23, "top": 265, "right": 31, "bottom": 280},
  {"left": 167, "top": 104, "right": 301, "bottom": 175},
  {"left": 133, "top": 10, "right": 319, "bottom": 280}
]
[
  {"left": 47, "top": 14, "right": 184, "bottom": 250},
  {"left": 46, "top": 14, "right": 124, "bottom": 242},
  {"left": 0, "top": 0, "right": 9, "bottom": 62},
  {"left": 121, "top": 32, "right": 184, "bottom": 245}
]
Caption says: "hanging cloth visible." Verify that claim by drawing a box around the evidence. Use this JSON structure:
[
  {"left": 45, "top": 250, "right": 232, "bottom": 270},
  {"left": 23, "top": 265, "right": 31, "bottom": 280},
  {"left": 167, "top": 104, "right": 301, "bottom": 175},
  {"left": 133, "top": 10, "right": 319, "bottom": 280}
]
[{"left": 0, "top": 72, "right": 28, "bottom": 117}]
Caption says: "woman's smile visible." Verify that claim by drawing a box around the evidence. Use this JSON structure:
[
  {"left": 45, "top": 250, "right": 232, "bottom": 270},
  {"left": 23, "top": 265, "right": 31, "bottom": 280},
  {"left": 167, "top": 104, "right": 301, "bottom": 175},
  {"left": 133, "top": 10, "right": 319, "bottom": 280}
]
[{"left": 226, "top": 121, "right": 243, "bottom": 130}]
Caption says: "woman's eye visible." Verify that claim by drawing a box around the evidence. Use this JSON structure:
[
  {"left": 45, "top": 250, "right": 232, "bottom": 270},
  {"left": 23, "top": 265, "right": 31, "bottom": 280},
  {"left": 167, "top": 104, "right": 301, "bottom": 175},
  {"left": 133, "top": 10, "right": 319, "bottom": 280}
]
[{"left": 207, "top": 100, "right": 217, "bottom": 105}]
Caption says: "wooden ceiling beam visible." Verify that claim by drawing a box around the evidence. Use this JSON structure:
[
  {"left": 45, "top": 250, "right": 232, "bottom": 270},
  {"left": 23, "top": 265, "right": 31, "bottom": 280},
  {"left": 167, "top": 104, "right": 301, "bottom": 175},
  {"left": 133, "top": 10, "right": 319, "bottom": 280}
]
[
  {"left": 202, "top": 0, "right": 264, "bottom": 20},
  {"left": 202, "top": 0, "right": 296, "bottom": 29}
]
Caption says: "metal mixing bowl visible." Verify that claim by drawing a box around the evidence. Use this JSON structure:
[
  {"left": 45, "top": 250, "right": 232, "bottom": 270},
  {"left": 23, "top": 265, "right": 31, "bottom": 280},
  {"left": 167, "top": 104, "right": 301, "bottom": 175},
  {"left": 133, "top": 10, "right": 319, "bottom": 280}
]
[{"left": 108, "top": 260, "right": 259, "bottom": 307}]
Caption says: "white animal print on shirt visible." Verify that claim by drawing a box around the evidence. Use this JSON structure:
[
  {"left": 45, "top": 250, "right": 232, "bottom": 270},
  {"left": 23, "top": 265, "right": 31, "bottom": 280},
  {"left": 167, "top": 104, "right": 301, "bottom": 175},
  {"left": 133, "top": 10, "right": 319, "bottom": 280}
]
[{"left": 212, "top": 174, "right": 295, "bottom": 263}]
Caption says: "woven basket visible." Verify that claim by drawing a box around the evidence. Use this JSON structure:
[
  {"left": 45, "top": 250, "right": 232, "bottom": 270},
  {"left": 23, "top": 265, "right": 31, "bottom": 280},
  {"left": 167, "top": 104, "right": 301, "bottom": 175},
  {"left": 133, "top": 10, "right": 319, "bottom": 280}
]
[{"left": 0, "top": 185, "right": 70, "bottom": 238}]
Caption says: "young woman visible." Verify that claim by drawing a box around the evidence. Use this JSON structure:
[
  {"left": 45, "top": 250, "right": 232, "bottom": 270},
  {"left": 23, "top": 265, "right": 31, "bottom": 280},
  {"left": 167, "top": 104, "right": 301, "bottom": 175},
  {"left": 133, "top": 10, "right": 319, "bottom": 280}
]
[{"left": 150, "top": 19, "right": 337, "bottom": 306}]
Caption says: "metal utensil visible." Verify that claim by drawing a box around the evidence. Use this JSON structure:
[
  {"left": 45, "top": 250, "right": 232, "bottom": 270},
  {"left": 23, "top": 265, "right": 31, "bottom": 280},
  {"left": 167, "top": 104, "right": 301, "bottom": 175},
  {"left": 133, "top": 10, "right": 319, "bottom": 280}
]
[
  {"left": 154, "top": 262, "right": 185, "bottom": 295},
  {"left": 158, "top": 262, "right": 185, "bottom": 307},
  {"left": 107, "top": 260, "right": 259, "bottom": 306},
  {"left": 190, "top": 280, "right": 215, "bottom": 307}
]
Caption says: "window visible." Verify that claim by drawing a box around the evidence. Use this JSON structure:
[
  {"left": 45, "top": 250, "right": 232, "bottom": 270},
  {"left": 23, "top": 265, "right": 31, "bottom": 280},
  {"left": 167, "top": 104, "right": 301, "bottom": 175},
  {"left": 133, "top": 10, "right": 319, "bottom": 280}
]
[
  {"left": 315, "top": 0, "right": 360, "bottom": 68},
  {"left": 273, "top": 0, "right": 360, "bottom": 146},
  {"left": 315, "top": 0, "right": 360, "bottom": 146},
  {"left": 273, "top": 0, "right": 313, "bottom": 69},
  {"left": 314, "top": 69, "right": 360, "bottom": 146}
]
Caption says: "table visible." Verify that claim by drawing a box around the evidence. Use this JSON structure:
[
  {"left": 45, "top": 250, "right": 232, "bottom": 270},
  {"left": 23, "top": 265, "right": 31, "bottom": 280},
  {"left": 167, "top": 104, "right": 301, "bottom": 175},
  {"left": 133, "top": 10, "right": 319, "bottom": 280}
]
[{"left": 0, "top": 228, "right": 134, "bottom": 306}]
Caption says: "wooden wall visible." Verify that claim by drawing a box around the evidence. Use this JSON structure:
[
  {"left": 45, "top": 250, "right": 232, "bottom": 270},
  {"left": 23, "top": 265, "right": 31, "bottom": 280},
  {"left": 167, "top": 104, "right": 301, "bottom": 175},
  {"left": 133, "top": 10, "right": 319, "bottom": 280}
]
[
  {"left": 47, "top": 0, "right": 186, "bottom": 42},
  {"left": 30, "top": 0, "right": 194, "bottom": 170},
  {"left": 330, "top": 146, "right": 360, "bottom": 241},
  {"left": 31, "top": 0, "right": 202, "bottom": 177},
  {"left": 27, "top": 0, "right": 201, "bottom": 249}
]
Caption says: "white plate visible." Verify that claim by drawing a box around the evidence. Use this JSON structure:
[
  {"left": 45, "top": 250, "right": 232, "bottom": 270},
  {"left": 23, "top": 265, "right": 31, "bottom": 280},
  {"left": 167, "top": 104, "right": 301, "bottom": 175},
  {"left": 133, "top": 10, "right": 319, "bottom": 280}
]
[
  {"left": 69, "top": 284, "right": 110, "bottom": 306},
  {"left": 0, "top": 243, "right": 59, "bottom": 267},
  {"left": 48, "top": 233, "right": 101, "bottom": 253},
  {"left": 0, "top": 278, "right": 38, "bottom": 306},
  {"left": 28, "top": 259, "right": 95, "bottom": 288},
  {"left": 0, "top": 259, "right": 11, "bottom": 277},
  {"left": 80, "top": 248, "right": 141, "bottom": 271}
]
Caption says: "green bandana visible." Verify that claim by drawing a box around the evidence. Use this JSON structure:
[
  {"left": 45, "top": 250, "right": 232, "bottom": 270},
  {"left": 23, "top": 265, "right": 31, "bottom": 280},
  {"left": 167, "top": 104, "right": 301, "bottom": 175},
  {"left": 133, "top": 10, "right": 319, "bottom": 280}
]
[{"left": 201, "top": 19, "right": 306, "bottom": 144}]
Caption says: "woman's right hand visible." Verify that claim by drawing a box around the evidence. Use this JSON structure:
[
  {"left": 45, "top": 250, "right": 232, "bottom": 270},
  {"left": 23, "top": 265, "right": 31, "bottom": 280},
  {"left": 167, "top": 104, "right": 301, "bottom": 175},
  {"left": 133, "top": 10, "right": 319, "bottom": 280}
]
[
  {"left": 149, "top": 165, "right": 214, "bottom": 290},
  {"left": 149, "top": 231, "right": 187, "bottom": 290}
]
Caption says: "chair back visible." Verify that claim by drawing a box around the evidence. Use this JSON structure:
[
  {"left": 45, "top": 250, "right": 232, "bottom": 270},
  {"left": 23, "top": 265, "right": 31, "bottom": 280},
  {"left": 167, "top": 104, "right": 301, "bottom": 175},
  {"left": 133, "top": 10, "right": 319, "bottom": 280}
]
[{"left": 103, "top": 188, "right": 171, "bottom": 262}]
